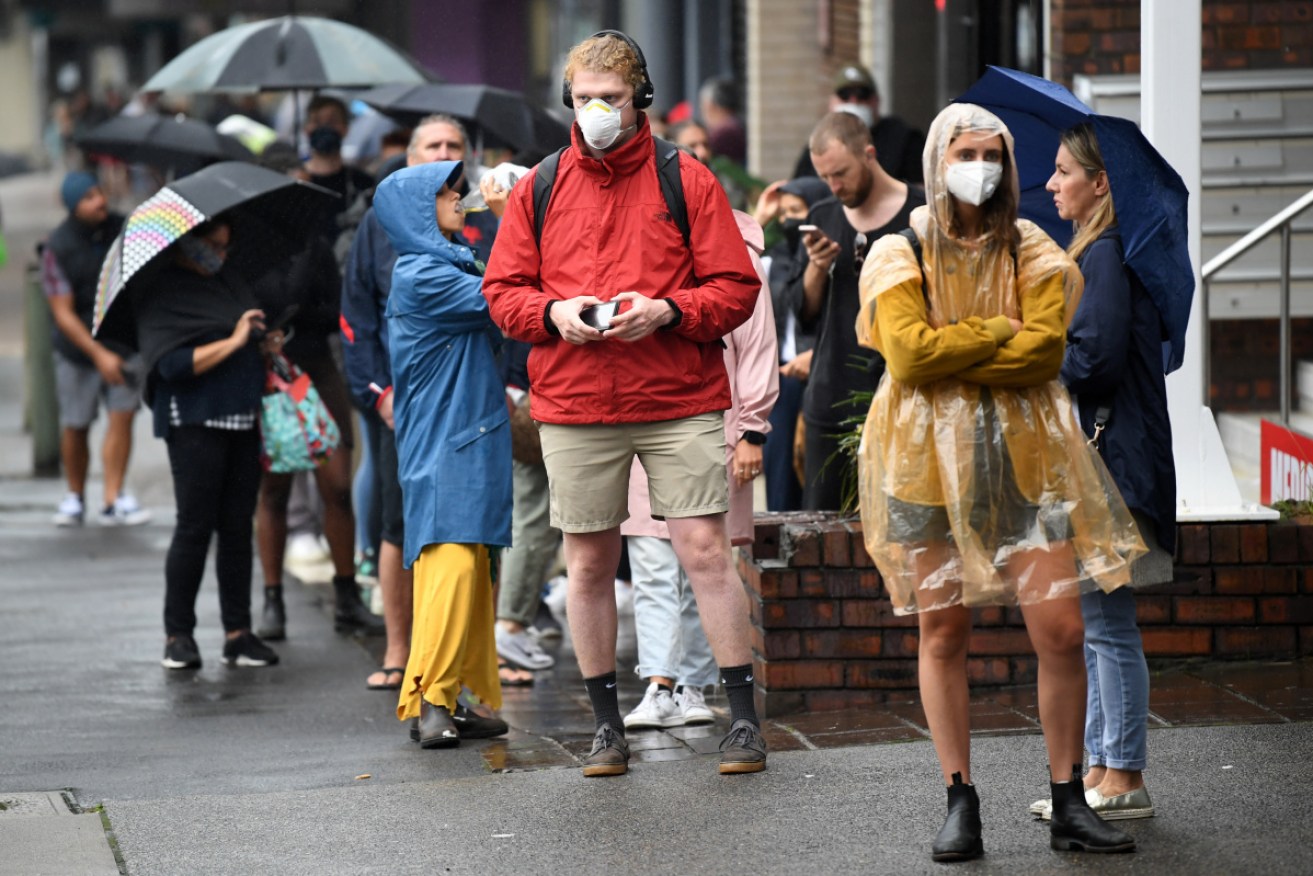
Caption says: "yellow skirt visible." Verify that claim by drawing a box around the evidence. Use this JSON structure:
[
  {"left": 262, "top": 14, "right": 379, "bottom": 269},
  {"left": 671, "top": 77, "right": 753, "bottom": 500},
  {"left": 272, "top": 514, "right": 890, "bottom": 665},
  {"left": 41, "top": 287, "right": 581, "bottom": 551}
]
[{"left": 396, "top": 543, "right": 502, "bottom": 721}]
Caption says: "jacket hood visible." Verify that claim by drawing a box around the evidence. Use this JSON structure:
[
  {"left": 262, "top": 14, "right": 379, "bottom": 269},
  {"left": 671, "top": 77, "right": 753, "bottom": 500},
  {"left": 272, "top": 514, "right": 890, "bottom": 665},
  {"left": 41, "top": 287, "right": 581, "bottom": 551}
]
[
  {"left": 922, "top": 103, "right": 1019, "bottom": 237},
  {"left": 372, "top": 160, "right": 464, "bottom": 255}
]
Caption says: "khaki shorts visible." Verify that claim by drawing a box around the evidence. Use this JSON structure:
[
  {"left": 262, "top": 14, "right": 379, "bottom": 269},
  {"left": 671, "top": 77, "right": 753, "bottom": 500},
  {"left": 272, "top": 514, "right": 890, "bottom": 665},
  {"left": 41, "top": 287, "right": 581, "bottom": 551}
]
[{"left": 538, "top": 412, "right": 728, "bottom": 533}]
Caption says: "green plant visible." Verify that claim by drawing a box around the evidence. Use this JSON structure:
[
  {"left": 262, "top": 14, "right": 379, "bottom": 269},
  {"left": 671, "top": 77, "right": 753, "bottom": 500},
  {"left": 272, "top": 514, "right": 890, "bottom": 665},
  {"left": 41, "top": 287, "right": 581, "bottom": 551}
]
[
  {"left": 818, "top": 386, "right": 875, "bottom": 515},
  {"left": 1272, "top": 498, "right": 1313, "bottom": 521}
]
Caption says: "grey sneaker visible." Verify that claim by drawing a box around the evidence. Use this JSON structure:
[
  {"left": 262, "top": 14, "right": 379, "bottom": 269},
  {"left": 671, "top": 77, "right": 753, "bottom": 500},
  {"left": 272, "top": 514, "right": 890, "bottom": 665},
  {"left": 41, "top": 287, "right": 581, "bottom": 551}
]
[
  {"left": 495, "top": 624, "right": 555, "bottom": 670},
  {"left": 582, "top": 723, "right": 629, "bottom": 777},
  {"left": 718, "top": 719, "right": 767, "bottom": 774}
]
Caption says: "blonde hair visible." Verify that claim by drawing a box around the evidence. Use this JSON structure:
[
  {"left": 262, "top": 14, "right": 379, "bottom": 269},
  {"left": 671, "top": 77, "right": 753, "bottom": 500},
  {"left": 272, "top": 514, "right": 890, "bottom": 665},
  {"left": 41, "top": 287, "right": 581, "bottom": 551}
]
[
  {"left": 1061, "top": 123, "right": 1116, "bottom": 262},
  {"left": 563, "top": 34, "right": 647, "bottom": 96}
]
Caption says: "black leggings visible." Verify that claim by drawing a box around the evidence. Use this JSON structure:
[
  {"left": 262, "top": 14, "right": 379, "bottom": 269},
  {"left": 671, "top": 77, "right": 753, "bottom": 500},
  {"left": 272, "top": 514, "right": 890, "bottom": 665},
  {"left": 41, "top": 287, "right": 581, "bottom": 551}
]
[{"left": 163, "top": 426, "right": 262, "bottom": 636}]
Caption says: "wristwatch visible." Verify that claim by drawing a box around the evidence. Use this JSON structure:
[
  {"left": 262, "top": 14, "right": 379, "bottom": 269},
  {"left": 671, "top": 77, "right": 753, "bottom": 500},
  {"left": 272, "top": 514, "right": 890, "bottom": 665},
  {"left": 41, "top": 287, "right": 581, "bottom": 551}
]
[{"left": 742, "top": 430, "right": 766, "bottom": 446}]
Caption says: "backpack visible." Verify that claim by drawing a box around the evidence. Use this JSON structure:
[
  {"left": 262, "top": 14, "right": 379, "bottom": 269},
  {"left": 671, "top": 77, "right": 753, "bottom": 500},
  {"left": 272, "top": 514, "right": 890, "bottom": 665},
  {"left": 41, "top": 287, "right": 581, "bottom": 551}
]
[{"left": 532, "top": 137, "right": 690, "bottom": 250}]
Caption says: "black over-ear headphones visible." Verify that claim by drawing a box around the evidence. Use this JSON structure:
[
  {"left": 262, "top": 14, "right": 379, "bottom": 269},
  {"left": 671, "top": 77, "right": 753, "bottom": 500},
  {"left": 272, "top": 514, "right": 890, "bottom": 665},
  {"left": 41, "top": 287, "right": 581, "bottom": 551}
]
[{"left": 561, "top": 29, "right": 655, "bottom": 111}]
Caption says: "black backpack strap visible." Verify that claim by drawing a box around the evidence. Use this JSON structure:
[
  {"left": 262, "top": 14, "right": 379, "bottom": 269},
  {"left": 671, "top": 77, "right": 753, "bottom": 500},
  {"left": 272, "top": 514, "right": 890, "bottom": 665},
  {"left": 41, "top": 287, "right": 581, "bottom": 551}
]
[
  {"left": 653, "top": 137, "right": 691, "bottom": 249},
  {"left": 533, "top": 140, "right": 690, "bottom": 251},
  {"left": 898, "top": 227, "right": 930, "bottom": 314},
  {"left": 532, "top": 146, "right": 569, "bottom": 250}
]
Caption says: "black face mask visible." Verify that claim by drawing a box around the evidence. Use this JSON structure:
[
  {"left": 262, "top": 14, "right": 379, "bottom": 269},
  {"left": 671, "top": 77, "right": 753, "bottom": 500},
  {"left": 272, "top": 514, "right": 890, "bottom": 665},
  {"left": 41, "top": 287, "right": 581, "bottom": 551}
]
[
  {"left": 309, "top": 125, "right": 343, "bottom": 155},
  {"left": 780, "top": 217, "right": 805, "bottom": 249}
]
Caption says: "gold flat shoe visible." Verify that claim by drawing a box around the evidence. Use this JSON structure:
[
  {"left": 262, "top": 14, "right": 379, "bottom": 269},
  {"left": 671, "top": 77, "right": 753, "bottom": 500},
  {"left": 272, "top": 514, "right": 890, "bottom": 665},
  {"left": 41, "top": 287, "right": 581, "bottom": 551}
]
[{"left": 1086, "top": 785, "right": 1155, "bottom": 820}]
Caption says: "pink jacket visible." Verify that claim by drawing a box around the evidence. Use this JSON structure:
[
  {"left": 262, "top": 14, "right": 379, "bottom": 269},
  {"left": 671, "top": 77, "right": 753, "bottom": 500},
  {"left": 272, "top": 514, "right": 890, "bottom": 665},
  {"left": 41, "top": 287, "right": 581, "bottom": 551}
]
[{"left": 622, "top": 211, "right": 779, "bottom": 546}]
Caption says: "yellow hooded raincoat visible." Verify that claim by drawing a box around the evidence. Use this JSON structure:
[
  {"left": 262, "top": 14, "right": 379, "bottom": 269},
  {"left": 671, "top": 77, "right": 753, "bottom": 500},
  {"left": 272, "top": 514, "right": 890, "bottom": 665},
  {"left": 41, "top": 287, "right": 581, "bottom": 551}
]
[{"left": 855, "top": 104, "right": 1144, "bottom": 615}]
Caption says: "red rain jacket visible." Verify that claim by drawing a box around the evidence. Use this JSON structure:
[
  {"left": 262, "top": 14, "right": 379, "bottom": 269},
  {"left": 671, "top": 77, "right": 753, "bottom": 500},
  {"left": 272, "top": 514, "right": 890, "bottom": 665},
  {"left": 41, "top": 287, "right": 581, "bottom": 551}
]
[{"left": 482, "top": 119, "right": 760, "bottom": 425}]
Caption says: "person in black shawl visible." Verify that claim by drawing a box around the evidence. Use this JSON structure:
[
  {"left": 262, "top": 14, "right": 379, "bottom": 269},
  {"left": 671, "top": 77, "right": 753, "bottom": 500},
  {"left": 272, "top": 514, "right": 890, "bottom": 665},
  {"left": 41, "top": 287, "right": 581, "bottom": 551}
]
[{"left": 133, "top": 218, "right": 282, "bottom": 671}]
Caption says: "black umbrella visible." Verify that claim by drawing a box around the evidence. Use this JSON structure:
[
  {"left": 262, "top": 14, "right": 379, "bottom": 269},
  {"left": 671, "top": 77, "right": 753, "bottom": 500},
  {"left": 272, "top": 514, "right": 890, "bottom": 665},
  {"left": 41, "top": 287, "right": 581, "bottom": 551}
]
[
  {"left": 140, "top": 16, "right": 428, "bottom": 93},
  {"left": 94, "top": 161, "right": 338, "bottom": 337},
  {"left": 357, "top": 83, "right": 570, "bottom": 157},
  {"left": 75, "top": 113, "right": 254, "bottom": 171}
]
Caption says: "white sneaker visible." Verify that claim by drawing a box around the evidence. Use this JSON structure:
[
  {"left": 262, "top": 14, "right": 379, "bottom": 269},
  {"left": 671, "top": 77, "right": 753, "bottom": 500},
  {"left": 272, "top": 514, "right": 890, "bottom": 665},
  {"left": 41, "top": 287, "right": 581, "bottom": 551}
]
[
  {"left": 101, "top": 493, "right": 151, "bottom": 526},
  {"left": 52, "top": 492, "right": 84, "bottom": 527},
  {"left": 623, "top": 682, "right": 684, "bottom": 729},
  {"left": 674, "top": 684, "right": 715, "bottom": 725}
]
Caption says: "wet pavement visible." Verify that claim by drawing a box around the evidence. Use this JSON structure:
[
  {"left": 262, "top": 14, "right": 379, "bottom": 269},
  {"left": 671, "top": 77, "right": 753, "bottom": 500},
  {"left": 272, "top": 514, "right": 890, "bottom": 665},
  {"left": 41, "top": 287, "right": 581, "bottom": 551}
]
[{"left": 464, "top": 614, "right": 1313, "bottom": 773}]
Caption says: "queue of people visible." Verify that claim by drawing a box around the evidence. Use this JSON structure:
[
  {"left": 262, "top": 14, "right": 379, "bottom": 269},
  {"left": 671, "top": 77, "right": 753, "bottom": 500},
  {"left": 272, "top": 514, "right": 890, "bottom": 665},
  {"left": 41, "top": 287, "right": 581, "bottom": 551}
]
[{"left": 42, "top": 28, "right": 1188, "bottom": 866}]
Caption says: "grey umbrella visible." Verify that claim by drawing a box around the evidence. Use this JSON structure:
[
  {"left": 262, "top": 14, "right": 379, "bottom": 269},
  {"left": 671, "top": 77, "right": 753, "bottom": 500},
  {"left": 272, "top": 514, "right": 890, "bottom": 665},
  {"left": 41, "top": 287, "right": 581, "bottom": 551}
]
[{"left": 140, "top": 16, "right": 428, "bottom": 93}]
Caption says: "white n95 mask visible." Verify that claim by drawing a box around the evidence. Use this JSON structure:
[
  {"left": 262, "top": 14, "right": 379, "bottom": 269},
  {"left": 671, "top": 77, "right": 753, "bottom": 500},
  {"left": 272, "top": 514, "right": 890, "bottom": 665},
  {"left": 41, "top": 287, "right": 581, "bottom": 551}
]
[
  {"left": 945, "top": 160, "right": 1004, "bottom": 206},
  {"left": 576, "top": 98, "right": 632, "bottom": 150}
]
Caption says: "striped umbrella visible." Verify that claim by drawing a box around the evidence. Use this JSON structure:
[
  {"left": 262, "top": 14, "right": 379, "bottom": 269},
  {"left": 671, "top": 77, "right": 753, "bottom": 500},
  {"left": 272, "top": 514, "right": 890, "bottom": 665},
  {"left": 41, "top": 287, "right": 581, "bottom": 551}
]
[{"left": 93, "top": 161, "right": 337, "bottom": 338}]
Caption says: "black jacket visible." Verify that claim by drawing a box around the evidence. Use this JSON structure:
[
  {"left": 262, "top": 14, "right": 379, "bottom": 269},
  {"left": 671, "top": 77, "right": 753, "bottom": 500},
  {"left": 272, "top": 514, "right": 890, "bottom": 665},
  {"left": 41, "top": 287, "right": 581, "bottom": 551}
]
[{"left": 46, "top": 212, "right": 125, "bottom": 363}]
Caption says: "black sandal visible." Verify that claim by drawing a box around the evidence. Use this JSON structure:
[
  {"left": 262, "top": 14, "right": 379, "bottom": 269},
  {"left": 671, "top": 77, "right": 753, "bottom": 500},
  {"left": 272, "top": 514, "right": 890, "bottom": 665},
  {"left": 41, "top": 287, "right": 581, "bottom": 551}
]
[{"left": 366, "top": 667, "right": 405, "bottom": 690}]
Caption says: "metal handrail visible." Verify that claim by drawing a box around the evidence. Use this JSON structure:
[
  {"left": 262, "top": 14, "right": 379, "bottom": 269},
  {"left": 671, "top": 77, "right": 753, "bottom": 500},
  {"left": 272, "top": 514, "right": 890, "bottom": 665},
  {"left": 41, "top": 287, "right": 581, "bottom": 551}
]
[{"left": 1200, "top": 186, "right": 1313, "bottom": 424}]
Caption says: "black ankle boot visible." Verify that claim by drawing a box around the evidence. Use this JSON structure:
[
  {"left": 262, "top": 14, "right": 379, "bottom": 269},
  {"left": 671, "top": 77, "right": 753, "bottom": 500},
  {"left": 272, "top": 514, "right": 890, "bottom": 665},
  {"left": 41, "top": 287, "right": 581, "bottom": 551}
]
[
  {"left": 256, "top": 585, "right": 286, "bottom": 641},
  {"left": 332, "top": 576, "right": 385, "bottom": 636},
  {"left": 1050, "top": 766, "right": 1136, "bottom": 853},
  {"left": 931, "top": 772, "right": 983, "bottom": 862}
]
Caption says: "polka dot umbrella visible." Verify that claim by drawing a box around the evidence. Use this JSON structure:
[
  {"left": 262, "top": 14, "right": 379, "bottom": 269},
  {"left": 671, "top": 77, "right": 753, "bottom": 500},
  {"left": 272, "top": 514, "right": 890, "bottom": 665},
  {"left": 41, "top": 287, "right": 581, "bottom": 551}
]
[{"left": 93, "top": 161, "right": 337, "bottom": 339}]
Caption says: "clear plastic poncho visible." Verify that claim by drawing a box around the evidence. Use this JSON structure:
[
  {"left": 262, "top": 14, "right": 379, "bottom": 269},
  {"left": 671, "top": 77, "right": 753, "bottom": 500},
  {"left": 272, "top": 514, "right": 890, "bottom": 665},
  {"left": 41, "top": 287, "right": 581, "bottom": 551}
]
[{"left": 855, "top": 103, "right": 1144, "bottom": 615}]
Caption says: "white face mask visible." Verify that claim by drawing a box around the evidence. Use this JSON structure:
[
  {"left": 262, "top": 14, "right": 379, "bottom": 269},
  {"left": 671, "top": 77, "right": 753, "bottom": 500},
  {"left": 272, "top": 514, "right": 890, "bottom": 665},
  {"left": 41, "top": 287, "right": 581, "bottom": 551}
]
[
  {"left": 835, "top": 102, "right": 873, "bottom": 128},
  {"left": 575, "top": 98, "right": 633, "bottom": 150},
  {"left": 945, "top": 159, "right": 1004, "bottom": 206}
]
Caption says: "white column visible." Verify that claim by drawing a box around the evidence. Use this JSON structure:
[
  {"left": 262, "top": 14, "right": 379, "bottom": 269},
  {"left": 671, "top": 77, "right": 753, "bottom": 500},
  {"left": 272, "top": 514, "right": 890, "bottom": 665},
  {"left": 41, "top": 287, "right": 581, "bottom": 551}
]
[{"left": 1143, "top": 0, "right": 1275, "bottom": 520}]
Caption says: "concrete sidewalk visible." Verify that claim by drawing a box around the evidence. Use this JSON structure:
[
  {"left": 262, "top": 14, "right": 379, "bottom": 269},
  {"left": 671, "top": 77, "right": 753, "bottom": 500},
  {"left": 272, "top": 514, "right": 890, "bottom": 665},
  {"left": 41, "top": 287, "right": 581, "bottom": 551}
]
[{"left": 2, "top": 343, "right": 1312, "bottom": 874}]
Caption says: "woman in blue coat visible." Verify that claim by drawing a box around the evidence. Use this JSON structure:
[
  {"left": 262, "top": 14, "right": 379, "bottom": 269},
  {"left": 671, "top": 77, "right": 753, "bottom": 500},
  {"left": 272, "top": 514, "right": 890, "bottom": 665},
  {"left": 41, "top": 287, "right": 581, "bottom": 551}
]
[
  {"left": 1039, "top": 122, "right": 1177, "bottom": 820},
  {"left": 373, "top": 160, "right": 513, "bottom": 748}
]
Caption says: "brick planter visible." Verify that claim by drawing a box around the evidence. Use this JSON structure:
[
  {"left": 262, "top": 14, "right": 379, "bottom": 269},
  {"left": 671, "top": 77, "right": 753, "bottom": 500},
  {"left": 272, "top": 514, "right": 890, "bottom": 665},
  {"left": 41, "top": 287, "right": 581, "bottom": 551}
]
[{"left": 739, "top": 511, "right": 1313, "bottom": 717}]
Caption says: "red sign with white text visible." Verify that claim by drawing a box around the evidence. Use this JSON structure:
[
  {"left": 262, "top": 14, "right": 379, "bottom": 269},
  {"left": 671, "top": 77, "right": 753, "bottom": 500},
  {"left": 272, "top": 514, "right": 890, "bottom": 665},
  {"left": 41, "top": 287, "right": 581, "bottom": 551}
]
[{"left": 1260, "top": 419, "right": 1313, "bottom": 504}]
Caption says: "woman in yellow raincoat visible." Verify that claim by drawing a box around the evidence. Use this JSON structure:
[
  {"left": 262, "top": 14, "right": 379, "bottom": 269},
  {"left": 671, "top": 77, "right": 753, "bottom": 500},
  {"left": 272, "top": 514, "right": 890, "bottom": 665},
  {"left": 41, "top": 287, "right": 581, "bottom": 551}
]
[{"left": 855, "top": 104, "right": 1144, "bottom": 861}]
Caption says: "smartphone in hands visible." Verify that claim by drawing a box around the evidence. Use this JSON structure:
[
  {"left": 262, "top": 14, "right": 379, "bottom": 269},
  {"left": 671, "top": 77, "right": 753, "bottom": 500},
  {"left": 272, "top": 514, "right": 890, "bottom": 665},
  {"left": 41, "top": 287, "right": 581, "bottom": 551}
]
[{"left": 579, "top": 301, "right": 620, "bottom": 331}]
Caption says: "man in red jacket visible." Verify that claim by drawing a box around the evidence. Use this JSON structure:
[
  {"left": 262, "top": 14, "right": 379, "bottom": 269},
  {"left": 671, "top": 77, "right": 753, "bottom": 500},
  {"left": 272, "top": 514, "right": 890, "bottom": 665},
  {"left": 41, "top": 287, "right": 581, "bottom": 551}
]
[{"left": 484, "top": 31, "right": 767, "bottom": 779}]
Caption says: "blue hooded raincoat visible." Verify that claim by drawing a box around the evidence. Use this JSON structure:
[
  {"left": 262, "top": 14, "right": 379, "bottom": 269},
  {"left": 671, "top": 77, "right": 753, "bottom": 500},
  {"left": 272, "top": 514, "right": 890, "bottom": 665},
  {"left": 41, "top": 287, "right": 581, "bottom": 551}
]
[{"left": 372, "top": 161, "right": 512, "bottom": 567}]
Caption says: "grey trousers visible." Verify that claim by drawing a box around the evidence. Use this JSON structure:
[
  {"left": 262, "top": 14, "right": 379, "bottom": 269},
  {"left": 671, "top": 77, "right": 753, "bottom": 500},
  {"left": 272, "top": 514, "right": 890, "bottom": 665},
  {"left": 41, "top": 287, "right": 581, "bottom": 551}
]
[{"left": 497, "top": 459, "right": 559, "bottom": 625}]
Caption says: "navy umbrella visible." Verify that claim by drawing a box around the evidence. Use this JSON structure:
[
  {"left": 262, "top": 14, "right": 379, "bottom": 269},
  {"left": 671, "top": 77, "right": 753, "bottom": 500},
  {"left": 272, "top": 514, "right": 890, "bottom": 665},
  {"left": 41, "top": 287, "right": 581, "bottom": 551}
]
[{"left": 956, "top": 66, "right": 1195, "bottom": 373}]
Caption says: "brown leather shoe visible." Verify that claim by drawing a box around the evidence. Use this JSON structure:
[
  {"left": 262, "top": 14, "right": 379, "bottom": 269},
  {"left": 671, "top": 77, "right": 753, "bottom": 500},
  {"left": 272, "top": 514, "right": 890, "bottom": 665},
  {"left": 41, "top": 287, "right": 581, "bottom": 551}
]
[
  {"left": 417, "top": 699, "right": 460, "bottom": 749},
  {"left": 581, "top": 723, "right": 629, "bottom": 777}
]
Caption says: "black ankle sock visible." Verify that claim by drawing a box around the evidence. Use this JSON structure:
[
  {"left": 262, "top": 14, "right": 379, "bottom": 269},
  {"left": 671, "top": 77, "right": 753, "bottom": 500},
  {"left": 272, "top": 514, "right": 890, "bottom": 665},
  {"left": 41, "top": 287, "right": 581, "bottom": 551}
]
[
  {"left": 584, "top": 671, "right": 624, "bottom": 731},
  {"left": 718, "top": 664, "right": 759, "bottom": 727},
  {"left": 657, "top": 682, "right": 673, "bottom": 694}
]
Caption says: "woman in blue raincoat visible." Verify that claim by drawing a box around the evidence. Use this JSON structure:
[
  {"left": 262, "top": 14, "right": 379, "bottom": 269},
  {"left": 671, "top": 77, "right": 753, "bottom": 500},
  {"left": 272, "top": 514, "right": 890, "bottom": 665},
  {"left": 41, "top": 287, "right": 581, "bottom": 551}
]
[{"left": 372, "top": 160, "right": 513, "bottom": 748}]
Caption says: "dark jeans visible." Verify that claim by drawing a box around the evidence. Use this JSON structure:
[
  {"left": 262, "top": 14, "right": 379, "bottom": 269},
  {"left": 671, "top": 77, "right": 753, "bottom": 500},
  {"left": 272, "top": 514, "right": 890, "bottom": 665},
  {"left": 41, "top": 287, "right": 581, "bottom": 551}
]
[
  {"left": 802, "top": 417, "right": 853, "bottom": 512},
  {"left": 765, "top": 374, "right": 804, "bottom": 511},
  {"left": 364, "top": 411, "right": 404, "bottom": 548},
  {"left": 164, "top": 426, "right": 262, "bottom": 636}
]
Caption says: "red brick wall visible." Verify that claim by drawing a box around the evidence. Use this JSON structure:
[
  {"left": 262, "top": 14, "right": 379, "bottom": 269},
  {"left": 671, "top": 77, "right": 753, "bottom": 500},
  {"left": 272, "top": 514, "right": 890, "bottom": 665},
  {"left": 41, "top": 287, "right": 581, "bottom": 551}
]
[
  {"left": 741, "top": 511, "right": 1313, "bottom": 716},
  {"left": 1049, "top": 0, "right": 1313, "bottom": 86},
  {"left": 1210, "top": 317, "right": 1313, "bottom": 410}
]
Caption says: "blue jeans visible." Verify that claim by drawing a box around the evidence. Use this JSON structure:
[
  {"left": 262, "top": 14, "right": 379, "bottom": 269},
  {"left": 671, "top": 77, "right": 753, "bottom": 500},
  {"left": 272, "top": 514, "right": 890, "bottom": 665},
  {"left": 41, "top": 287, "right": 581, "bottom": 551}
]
[
  {"left": 627, "top": 535, "right": 718, "bottom": 688},
  {"left": 1082, "top": 586, "right": 1149, "bottom": 771}
]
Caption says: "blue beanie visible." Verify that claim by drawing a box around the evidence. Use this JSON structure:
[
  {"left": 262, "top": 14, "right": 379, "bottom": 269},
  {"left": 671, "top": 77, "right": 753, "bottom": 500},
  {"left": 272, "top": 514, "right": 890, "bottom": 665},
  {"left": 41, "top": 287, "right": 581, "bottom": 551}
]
[{"left": 61, "top": 171, "right": 99, "bottom": 213}]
